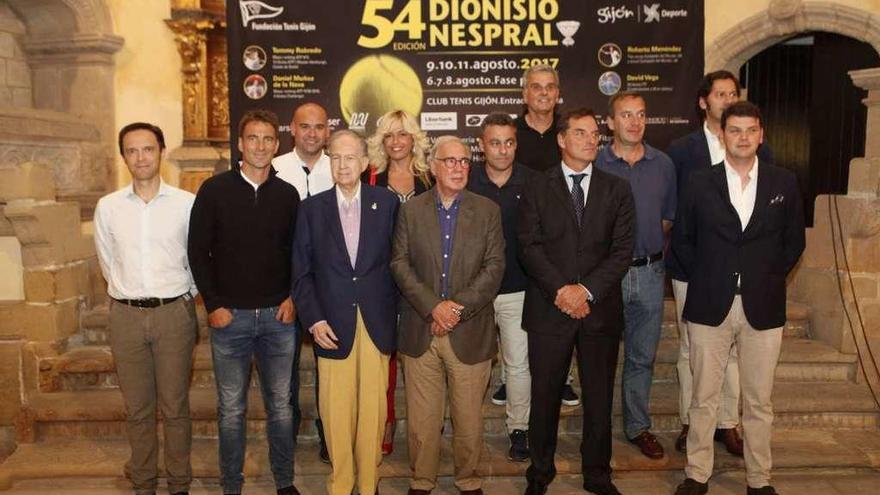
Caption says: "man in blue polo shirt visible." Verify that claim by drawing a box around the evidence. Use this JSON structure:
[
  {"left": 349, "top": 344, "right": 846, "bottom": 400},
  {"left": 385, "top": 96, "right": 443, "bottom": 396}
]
[{"left": 595, "top": 92, "right": 676, "bottom": 460}]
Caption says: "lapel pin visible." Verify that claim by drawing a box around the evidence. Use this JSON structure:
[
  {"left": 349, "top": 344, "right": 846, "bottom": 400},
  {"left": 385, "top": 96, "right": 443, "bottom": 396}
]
[{"left": 371, "top": 202, "right": 377, "bottom": 210}]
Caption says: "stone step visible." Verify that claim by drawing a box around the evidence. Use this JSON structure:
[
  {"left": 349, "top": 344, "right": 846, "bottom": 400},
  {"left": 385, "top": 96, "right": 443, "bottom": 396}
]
[
  {"left": 75, "top": 299, "right": 811, "bottom": 346},
  {"left": 2, "top": 428, "right": 880, "bottom": 491},
  {"left": 38, "top": 337, "right": 855, "bottom": 394},
  {"left": 19, "top": 379, "right": 879, "bottom": 443}
]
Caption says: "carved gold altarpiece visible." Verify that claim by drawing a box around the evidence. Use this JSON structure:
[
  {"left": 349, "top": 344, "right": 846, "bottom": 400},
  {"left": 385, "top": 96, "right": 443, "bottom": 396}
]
[{"left": 165, "top": 0, "right": 229, "bottom": 194}]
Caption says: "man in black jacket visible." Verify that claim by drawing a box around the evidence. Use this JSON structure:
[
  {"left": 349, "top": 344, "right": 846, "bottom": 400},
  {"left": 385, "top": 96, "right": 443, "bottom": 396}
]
[
  {"left": 665, "top": 70, "right": 775, "bottom": 456},
  {"left": 188, "top": 109, "right": 301, "bottom": 495},
  {"left": 518, "top": 108, "right": 635, "bottom": 495},
  {"left": 671, "top": 102, "right": 805, "bottom": 495}
]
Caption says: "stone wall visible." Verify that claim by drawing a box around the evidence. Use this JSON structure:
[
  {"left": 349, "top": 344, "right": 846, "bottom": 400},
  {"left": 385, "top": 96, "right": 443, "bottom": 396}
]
[
  {"left": 0, "top": 4, "right": 31, "bottom": 109},
  {"left": 789, "top": 67, "right": 880, "bottom": 392},
  {"left": 0, "top": 161, "right": 104, "bottom": 427}
]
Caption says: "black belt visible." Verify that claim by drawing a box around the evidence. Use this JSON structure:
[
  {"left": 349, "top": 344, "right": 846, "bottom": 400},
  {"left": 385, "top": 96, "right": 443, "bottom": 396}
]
[
  {"left": 631, "top": 252, "right": 663, "bottom": 267},
  {"left": 114, "top": 295, "right": 184, "bottom": 308}
]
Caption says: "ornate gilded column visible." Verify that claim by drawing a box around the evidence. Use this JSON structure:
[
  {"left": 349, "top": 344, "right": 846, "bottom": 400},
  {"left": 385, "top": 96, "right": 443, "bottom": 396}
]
[{"left": 165, "top": 2, "right": 229, "bottom": 194}]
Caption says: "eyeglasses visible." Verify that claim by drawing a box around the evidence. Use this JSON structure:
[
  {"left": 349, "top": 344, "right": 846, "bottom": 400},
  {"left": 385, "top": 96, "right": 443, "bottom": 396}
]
[{"left": 434, "top": 156, "right": 471, "bottom": 169}]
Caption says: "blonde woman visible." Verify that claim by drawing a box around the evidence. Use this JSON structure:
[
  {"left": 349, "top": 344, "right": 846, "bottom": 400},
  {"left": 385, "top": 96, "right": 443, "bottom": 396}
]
[
  {"left": 363, "top": 110, "right": 433, "bottom": 202},
  {"left": 362, "top": 110, "right": 432, "bottom": 455}
]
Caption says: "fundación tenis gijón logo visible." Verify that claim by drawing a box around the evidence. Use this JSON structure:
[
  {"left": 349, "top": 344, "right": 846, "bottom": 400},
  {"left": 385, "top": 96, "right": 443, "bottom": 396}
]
[{"left": 240, "top": 0, "right": 284, "bottom": 27}]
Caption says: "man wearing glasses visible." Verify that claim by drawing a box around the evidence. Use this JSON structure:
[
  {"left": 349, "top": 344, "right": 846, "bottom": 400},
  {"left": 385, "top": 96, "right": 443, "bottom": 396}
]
[
  {"left": 391, "top": 136, "right": 505, "bottom": 495},
  {"left": 595, "top": 92, "right": 677, "bottom": 460}
]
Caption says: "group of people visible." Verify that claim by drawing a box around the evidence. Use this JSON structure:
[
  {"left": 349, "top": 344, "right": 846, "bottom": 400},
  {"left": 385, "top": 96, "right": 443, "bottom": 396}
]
[{"left": 93, "top": 63, "right": 805, "bottom": 495}]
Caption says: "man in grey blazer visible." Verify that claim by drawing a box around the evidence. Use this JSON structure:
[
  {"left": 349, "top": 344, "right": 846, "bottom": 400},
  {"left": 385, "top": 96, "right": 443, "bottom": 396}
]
[{"left": 391, "top": 135, "right": 505, "bottom": 495}]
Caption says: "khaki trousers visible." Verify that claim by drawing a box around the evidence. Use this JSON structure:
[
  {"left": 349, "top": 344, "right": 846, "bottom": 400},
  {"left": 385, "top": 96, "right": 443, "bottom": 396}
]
[
  {"left": 317, "top": 309, "right": 390, "bottom": 495},
  {"left": 403, "top": 336, "right": 491, "bottom": 491},
  {"left": 673, "top": 279, "right": 740, "bottom": 427},
  {"left": 108, "top": 297, "right": 197, "bottom": 495},
  {"left": 685, "top": 295, "right": 783, "bottom": 488}
]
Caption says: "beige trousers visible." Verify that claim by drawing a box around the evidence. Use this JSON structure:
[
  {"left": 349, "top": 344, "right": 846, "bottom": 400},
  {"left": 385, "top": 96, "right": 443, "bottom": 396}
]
[
  {"left": 318, "top": 309, "right": 390, "bottom": 495},
  {"left": 673, "top": 279, "right": 740, "bottom": 427},
  {"left": 403, "top": 335, "right": 492, "bottom": 491},
  {"left": 108, "top": 297, "right": 197, "bottom": 495},
  {"left": 685, "top": 295, "right": 783, "bottom": 488}
]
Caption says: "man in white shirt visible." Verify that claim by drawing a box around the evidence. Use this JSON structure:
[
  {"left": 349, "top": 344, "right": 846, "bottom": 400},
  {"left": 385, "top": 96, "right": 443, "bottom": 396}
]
[
  {"left": 273, "top": 102, "right": 334, "bottom": 199},
  {"left": 666, "top": 71, "right": 776, "bottom": 456},
  {"left": 93, "top": 123, "right": 197, "bottom": 495},
  {"left": 273, "top": 101, "right": 335, "bottom": 462},
  {"left": 671, "top": 102, "right": 805, "bottom": 495}
]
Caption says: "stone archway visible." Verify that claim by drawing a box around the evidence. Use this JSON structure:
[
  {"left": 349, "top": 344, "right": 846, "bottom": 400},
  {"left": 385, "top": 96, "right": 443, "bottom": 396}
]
[
  {"left": 0, "top": 0, "right": 123, "bottom": 211},
  {"left": 706, "top": 0, "right": 880, "bottom": 73}
]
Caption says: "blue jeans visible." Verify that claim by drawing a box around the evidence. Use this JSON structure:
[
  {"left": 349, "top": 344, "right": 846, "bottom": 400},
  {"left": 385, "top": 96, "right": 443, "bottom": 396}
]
[
  {"left": 621, "top": 260, "right": 666, "bottom": 439},
  {"left": 211, "top": 306, "right": 297, "bottom": 493}
]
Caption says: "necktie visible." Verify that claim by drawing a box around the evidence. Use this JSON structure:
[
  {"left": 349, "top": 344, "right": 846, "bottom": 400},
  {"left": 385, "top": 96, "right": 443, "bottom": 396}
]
[{"left": 570, "top": 173, "right": 586, "bottom": 225}]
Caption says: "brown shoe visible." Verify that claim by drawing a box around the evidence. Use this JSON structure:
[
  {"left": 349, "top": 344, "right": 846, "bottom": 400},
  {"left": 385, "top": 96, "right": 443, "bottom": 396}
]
[
  {"left": 628, "top": 430, "right": 665, "bottom": 459},
  {"left": 675, "top": 424, "right": 689, "bottom": 453},
  {"left": 407, "top": 490, "right": 431, "bottom": 495},
  {"left": 714, "top": 427, "right": 744, "bottom": 456}
]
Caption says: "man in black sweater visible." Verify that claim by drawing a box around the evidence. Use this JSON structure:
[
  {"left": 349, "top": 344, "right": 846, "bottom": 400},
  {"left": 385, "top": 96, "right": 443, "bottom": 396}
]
[{"left": 188, "top": 109, "right": 301, "bottom": 495}]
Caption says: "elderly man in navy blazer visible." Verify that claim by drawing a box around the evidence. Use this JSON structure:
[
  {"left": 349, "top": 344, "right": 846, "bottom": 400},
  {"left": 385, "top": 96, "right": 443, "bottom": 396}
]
[{"left": 292, "top": 129, "right": 399, "bottom": 495}]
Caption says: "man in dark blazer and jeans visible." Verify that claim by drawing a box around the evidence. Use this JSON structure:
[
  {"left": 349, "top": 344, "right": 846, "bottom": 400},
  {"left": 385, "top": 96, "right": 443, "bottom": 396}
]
[
  {"left": 672, "top": 102, "right": 805, "bottom": 495},
  {"left": 518, "top": 108, "right": 635, "bottom": 495}
]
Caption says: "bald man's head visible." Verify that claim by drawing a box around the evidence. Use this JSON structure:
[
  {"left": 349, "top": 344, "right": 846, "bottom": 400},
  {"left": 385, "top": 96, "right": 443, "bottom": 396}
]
[{"left": 291, "top": 102, "right": 329, "bottom": 161}]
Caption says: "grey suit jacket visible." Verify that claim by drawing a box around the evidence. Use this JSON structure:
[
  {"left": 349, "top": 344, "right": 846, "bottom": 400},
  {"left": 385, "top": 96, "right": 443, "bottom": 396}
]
[{"left": 391, "top": 188, "right": 505, "bottom": 364}]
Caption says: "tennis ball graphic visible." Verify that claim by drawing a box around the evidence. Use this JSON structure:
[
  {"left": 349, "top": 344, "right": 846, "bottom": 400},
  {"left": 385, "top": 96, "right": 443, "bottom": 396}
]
[{"left": 339, "top": 55, "right": 423, "bottom": 131}]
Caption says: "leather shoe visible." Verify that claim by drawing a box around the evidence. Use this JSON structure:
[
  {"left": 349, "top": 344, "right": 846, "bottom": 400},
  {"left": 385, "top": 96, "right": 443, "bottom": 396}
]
[
  {"left": 277, "top": 486, "right": 301, "bottom": 495},
  {"left": 583, "top": 479, "right": 622, "bottom": 495},
  {"left": 675, "top": 424, "right": 689, "bottom": 453},
  {"left": 407, "top": 490, "right": 431, "bottom": 495},
  {"left": 673, "top": 478, "right": 708, "bottom": 495},
  {"left": 747, "top": 486, "right": 779, "bottom": 495},
  {"left": 628, "top": 430, "right": 665, "bottom": 459},
  {"left": 715, "top": 427, "right": 744, "bottom": 456},
  {"left": 459, "top": 490, "right": 483, "bottom": 495},
  {"left": 524, "top": 480, "right": 547, "bottom": 495}
]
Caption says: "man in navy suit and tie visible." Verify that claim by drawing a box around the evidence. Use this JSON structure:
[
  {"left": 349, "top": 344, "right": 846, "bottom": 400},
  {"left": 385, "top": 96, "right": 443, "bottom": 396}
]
[
  {"left": 672, "top": 102, "right": 805, "bottom": 495},
  {"left": 666, "top": 70, "right": 775, "bottom": 456},
  {"left": 292, "top": 129, "right": 399, "bottom": 495}
]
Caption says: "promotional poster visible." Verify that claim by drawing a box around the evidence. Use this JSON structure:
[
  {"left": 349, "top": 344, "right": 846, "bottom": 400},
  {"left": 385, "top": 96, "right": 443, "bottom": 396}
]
[{"left": 228, "top": 0, "right": 704, "bottom": 160}]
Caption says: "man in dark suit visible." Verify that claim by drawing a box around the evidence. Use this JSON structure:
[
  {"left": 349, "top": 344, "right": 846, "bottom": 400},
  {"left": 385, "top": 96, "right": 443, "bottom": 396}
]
[
  {"left": 666, "top": 70, "right": 775, "bottom": 456},
  {"left": 391, "top": 135, "right": 505, "bottom": 495},
  {"left": 671, "top": 102, "right": 805, "bottom": 495},
  {"left": 292, "top": 130, "right": 399, "bottom": 495},
  {"left": 518, "top": 108, "right": 636, "bottom": 495}
]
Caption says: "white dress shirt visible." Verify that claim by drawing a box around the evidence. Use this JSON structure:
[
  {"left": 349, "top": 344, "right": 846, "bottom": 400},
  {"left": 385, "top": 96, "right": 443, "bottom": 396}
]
[
  {"left": 561, "top": 161, "right": 593, "bottom": 206},
  {"left": 272, "top": 148, "right": 334, "bottom": 199},
  {"left": 93, "top": 182, "right": 196, "bottom": 299},
  {"left": 704, "top": 121, "right": 726, "bottom": 165},
  {"left": 724, "top": 157, "right": 759, "bottom": 232}
]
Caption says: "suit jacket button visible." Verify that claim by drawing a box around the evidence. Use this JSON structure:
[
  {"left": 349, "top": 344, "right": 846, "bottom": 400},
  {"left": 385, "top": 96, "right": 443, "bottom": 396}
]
[{"left": 352, "top": 276, "right": 357, "bottom": 281}]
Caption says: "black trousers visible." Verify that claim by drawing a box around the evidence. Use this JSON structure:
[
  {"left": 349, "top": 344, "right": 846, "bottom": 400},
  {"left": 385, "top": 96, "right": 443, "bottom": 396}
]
[{"left": 526, "top": 329, "right": 620, "bottom": 486}]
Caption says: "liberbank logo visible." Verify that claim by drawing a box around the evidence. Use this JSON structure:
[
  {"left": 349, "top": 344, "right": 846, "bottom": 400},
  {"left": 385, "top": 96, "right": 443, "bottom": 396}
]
[{"left": 240, "top": 0, "right": 284, "bottom": 27}]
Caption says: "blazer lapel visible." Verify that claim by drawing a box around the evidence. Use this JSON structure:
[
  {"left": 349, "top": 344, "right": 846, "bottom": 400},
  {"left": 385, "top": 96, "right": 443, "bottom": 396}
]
[
  {"left": 421, "top": 190, "right": 443, "bottom": 273},
  {"left": 449, "top": 192, "right": 474, "bottom": 291},
  {"left": 744, "top": 161, "right": 772, "bottom": 236},
  {"left": 580, "top": 167, "right": 605, "bottom": 236},
  {"left": 353, "top": 185, "right": 372, "bottom": 273},
  {"left": 322, "top": 187, "right": 350, "bottom": 268},
  {"left": 711, "top": 164, "right": 741, "bottom": 224},
  {"left": 548, "top": 167, "right": 580, "bottom": 229},
  {"left": 694, "top": 131, "right": 713, "bottom": 169}
]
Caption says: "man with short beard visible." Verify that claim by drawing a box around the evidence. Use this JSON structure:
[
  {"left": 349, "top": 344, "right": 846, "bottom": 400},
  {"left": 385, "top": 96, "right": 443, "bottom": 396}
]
[
  {"left": 189, "top": 109, "right": 301, "bottom": 495},
  {"left": 468, "top": 112, "right": 538, "bottom": 463}
]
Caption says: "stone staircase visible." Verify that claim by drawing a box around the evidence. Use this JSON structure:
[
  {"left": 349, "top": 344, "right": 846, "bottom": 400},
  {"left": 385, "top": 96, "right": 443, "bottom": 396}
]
[{"left": 1, "top": 299, "right": 879, "bottom": 491}]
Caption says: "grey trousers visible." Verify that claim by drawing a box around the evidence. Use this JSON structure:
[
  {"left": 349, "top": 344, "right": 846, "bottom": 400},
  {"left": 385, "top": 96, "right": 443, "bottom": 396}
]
[{"left": 109, "top": 297, "right": 197, "bottom": 495}]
